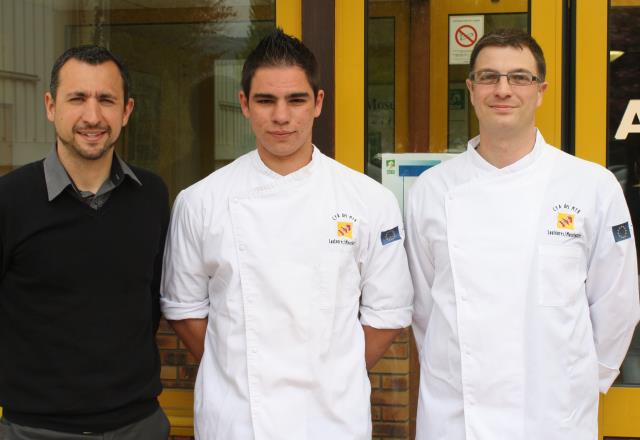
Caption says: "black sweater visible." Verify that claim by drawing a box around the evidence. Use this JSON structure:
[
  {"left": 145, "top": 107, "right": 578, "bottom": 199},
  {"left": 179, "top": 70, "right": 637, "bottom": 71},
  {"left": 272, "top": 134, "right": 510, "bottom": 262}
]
[{"left": 0, "top": 160, "right": 169, "bottom": 433}]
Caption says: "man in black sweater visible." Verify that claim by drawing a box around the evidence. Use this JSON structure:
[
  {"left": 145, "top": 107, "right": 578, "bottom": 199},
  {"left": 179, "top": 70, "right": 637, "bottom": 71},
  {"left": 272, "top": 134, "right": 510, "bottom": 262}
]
[{"left": 0, "top": 46, "right": 170, "bottom": 439}]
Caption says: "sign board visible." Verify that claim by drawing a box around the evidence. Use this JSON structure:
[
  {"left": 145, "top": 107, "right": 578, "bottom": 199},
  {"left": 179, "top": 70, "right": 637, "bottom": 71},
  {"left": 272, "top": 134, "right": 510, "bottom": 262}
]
[
  {"left": 449, "top": 15, "right": 484, "bottom": 65},
  {"left": 381, "top": 153, "right": 457, "bottom": 214}
]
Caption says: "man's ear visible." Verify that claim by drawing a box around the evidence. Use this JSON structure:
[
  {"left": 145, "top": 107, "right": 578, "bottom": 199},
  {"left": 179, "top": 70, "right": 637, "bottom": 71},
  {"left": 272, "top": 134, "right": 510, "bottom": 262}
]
[
  {"left": 314, "top": 89, "right": 325, "bottom": 118},
  {"left": 465, "top": 79, "right": 475, "bottom": 108},
  {"left": 122, "top": 98, "right": 135, "bottom": 126},
  {"left": 44, "top": 92, "right": 56, "bottom": 122},
  {"left": 239, "top": 91, "right": 250, "bottom": 118},
  {"left": 536, "top": 81, "right": 548, "bottom": 108}
]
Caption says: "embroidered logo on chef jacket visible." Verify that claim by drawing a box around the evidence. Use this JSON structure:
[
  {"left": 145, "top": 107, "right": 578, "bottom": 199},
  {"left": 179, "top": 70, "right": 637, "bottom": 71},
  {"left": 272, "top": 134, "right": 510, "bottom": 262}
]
[
  {"left": 337, "top": 221, "right": 353, "bottom": 238},
  {"left": 612, "top": 222, "right": 632, "bottom": 242},
  {"left": 557, "top": 213, "right": 575, "bottom": 229},
  {"left": 329, "top": 213, "right": 358, "bottom": 246},
  {"left": 381, "top": 226, "right": 401, "bottom": 245},
  {"left": 547, "top": 203, "right": 583, "bottom": 239}
]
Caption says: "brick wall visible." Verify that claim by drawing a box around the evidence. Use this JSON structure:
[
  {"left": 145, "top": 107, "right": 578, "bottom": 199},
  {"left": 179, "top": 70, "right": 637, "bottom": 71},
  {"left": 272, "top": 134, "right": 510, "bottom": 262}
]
[
  {"left": 158, "top": 319, "right": 199, "bottom": 388},
  {"left": 159, "top": 322, "right": 418, "bottom": 440}
]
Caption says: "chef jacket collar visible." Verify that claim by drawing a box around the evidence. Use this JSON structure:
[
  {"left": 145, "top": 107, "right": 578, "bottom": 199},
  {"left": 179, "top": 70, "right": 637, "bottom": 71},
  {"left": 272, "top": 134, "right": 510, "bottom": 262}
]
[
  {"left": 467, "top": 129, "right": 546, "bottom": 175},
  {"left": 252, "top": 144, "right": 320, "bottom": 179}
]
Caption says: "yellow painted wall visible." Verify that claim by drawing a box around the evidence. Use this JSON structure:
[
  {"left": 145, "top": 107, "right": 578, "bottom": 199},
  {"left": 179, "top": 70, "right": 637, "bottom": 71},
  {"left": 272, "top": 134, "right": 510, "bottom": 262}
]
[{"left": 335, "top": 0, "right": 365, "bottom": 171}]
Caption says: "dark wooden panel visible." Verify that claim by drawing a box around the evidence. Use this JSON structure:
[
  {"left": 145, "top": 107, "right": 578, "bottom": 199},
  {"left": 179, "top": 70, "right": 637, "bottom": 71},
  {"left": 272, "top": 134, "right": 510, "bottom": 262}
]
[
  {"left": 409, "top": 0, "right": 430, "bottom": 152},
  {"left": 302, "top": 0, "right": 336, "bottom": 158}
]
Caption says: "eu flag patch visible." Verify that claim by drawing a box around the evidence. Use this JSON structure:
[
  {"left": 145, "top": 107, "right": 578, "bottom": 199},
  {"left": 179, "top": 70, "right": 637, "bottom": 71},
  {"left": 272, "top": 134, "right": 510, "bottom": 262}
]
[
  {"left": 381, "top": 226, "right": 401, "bottom": 245},
  {"left": 612, "top": 222, "right": 632, "bottom": 242}
]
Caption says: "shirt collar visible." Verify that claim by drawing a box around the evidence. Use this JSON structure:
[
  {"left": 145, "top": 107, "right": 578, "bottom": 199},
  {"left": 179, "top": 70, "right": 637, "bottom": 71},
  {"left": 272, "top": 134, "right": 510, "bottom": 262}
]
[{"left": 43, "top": 146, "right": 141, "bottom": 202}]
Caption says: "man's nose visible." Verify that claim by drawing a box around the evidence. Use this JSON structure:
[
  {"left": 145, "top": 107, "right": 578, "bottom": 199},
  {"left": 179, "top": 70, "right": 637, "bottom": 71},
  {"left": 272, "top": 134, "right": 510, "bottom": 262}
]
[
  {"left": 272, "top": 100, "right": 290, "bottom": 124},
  {"left": 493, "top": 76, "right": 513, "bottom": 97},
  {"left": 82, "top": 99, "right": 102, "bottom": 124}
]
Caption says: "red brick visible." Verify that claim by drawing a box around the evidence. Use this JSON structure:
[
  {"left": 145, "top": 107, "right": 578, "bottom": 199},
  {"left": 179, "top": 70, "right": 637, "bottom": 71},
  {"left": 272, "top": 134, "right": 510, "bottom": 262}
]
[
  {"left": 371, "top": 389, "right": 409, "bottom": 406},
  {"left": 370, "top": 358, "right": 409, "bottom": 374},
  {"left": 382, "top": 406, "right": 409, "bottom": 421},
  {"left": 161, "top": 366, "right": 177, "bottom": 380},
  {"left": 382, "top": 375, "right": 408, "bottom": 391},
  {"left": 161, "top": 350, "right": 188, "bottom": 366},
  {"left": 372, "top": 421, "right": 409, "bottom": 438},
  {"left": 371, "top": 405, "right": 382, "bottom": 420},
  {"left": 157, "top": 335, "right": 178, "bottom": 349}
]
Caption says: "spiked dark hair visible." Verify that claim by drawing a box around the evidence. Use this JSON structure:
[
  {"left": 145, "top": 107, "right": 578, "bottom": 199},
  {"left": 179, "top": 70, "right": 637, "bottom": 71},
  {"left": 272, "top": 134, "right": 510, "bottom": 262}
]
[
  {"left": 241, "top": 28, "right": 320, "bottom": 98},
  {"left": 469, "top": 29, "right": 546, "bottom": 81},
  {"left": 49, "top": 45, "right": 131, "bottom": 104}
]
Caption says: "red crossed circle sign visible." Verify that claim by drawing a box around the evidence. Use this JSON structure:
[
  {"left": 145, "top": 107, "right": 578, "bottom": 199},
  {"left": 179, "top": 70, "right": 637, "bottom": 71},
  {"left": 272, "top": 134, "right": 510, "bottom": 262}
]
[{"left": 455, "top": 25, "right": 478, "bottom": 48}]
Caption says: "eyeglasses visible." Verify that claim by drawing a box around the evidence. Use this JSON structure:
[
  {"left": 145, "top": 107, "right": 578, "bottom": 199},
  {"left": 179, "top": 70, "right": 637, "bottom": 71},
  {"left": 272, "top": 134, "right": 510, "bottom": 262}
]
[{"left": 469, "top": 70, "right": 543, "bottom": 86}]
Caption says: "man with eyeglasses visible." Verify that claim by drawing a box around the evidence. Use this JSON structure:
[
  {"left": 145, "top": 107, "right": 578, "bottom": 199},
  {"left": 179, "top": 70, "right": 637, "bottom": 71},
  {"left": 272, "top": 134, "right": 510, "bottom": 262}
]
[{"left": 405, "top": 29, "right": 639, "bottom": 440}]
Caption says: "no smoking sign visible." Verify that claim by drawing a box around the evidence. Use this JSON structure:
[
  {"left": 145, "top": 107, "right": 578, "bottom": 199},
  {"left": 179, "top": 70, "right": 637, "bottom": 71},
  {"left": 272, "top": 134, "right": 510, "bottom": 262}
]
[
  {"left": 449, "top": 15, "right": 484, "bottom": 65},
  {"left": 455, "top": 25, "right": 478, "bottom": 48}
]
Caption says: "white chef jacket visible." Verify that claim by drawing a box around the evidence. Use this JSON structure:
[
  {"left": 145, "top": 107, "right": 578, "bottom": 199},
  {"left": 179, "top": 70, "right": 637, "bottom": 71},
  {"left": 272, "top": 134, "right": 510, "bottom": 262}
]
[
  {"left": 161, "top": 147, "right": 413, "bottom": 440},
  {"left": 405, "top": 131, "right": 640, "bottom": 440}
]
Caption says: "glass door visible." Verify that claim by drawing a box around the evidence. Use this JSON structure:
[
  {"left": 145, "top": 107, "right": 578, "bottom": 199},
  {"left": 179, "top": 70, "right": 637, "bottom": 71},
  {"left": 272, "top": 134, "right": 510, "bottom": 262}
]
[{"left": 598, "top": 1, "right": 640, "bottom": 437}]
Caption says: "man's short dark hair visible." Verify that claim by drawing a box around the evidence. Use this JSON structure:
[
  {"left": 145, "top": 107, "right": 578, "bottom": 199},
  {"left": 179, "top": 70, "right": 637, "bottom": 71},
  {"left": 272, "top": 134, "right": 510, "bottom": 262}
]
[
  {"left": 49, "top": 45, "right": 131, "bottom": 104},
  {"left": 241, "top": 28, "right": 320, "bottom": 98},
  {"left": 469, "top": 29, "right": 546, "bottom": 81}
]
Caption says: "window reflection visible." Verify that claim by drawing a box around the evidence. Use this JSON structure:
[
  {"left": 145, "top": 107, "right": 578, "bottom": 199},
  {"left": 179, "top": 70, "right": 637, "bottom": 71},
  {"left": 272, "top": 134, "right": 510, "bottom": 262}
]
[
  {"left": 608, "top": 3, "right": 640, "bottom": 386},
  {"left": 0, "top": 0, "right": 275, "bottom": 202}
]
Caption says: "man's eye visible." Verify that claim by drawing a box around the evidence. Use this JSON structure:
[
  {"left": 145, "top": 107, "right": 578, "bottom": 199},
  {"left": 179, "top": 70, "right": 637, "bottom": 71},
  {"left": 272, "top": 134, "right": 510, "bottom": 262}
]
[
  {"left": 510, "top": 73, "right": 530, "bottom": 83},
  {"left": 256, "top": 99, "right": 274, "bottom": 104},
  {"left": 478, "top": 72, "right": 499, "bottom": 82}
]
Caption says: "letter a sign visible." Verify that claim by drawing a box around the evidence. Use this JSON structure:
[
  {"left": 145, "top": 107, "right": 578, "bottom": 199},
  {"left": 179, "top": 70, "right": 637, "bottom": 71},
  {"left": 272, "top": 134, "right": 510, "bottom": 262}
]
[{"left": 615, "top": 99, "right": 640, "bottom": 140}]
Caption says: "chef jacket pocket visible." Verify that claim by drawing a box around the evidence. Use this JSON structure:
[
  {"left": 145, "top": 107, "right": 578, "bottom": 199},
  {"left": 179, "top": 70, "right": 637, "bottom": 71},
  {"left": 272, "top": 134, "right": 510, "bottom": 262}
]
[
  {"left": 324, "top": 246, "right": 361, "bottom": 309},
  {"left": 538, "top": 245, "right": 586, "bottom": 307}
]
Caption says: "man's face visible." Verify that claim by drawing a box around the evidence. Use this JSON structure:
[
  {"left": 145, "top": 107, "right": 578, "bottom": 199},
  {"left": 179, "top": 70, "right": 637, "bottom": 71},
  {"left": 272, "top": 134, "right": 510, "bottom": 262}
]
[
  {"left": 466, "top": 46, "right": 547, "bottom": 137},
  {"left": 239, "top": 65, "right": 323, "bottom": 168},
  {"left": 45, "top": 59, "right": 134, "bottom": 161}
]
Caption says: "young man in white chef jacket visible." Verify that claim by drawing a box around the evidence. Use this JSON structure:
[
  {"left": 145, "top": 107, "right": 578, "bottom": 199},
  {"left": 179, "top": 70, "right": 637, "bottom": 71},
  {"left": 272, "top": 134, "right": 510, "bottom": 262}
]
[
  {"left": 160, "top": 28, "right": 413, "bottom": 440},
  {"left": 406, "top": 29, "right": 640, "bottom": 440}
]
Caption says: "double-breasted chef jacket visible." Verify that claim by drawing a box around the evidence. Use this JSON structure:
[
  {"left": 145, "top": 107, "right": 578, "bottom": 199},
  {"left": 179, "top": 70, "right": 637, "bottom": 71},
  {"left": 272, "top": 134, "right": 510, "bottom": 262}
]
[
  {"left": 161, "top": 147, "right": 413, "bottom": 440},
  {"left": 405, "top": 130, "right": 640, "bottom": 440}
]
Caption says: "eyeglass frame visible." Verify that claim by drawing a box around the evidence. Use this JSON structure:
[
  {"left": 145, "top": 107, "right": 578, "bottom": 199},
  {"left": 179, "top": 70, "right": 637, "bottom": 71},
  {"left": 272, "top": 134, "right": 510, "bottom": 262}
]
[{"left": 468, "top": 69, "right": 544, "bottom": 86}]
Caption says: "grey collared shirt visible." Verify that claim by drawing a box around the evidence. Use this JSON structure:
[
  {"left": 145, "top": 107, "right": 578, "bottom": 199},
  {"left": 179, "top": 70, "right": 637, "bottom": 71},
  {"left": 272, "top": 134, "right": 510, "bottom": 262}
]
[{"left": 43, "top": 147, "right": 142, "bottom": 210}]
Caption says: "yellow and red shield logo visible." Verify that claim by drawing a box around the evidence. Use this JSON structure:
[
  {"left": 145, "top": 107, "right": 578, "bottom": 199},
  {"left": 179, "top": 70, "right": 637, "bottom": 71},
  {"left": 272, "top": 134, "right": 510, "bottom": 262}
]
[
  {"left": 557, "top": 212, "right": 575, "bottom": 230},
  {"left": 337, "top": 221, "right": 353, "bottom": 238}
]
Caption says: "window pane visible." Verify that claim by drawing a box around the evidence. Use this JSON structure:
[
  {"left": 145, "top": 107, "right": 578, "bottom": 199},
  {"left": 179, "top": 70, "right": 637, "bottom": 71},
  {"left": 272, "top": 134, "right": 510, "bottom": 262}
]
[
  {"left": 0, "top": 0, "right": 275, "bottom": 203},
  {"left": 608, "top": 3, "right": 640, "bottom": 387}
]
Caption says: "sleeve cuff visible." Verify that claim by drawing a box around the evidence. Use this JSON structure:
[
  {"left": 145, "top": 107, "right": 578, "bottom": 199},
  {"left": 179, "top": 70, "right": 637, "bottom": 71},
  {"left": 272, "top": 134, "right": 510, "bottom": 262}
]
[
  {"left": 160, "top": 297, "right": 210, "bottom": 321},
  {"left": 360, "top": 305, "right": 413, "bottom": 329},
  {"left": 599, "top": 362, "right": 621, "bottom": 394}
]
